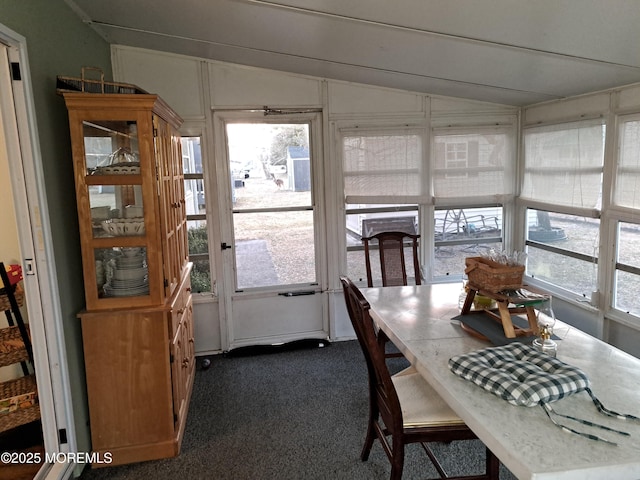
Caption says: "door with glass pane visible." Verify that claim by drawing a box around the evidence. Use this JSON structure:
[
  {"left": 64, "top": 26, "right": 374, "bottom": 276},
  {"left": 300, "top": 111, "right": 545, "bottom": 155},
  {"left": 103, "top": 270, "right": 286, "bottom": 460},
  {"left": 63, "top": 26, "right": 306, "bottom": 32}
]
[{"left": 214, "top": 112, "right": 326, "bottom": 350}]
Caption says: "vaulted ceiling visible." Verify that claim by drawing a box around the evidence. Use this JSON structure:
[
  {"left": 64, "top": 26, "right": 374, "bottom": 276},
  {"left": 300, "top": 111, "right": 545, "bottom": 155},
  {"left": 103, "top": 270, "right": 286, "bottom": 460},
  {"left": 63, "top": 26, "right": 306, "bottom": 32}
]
[{"left": 65, "top": 0, "right": 640, "bottom": 106}]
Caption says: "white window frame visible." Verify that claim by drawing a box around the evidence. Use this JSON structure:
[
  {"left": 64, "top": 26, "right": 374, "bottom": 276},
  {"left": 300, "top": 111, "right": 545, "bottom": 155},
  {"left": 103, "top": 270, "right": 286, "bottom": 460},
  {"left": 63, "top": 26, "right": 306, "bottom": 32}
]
[
  {"left": 604, "top": 212, "right": 640, "bottom": 328},
  {"left": 180, "top": 124, "right": 217, "bottom": 296},
  {"left": 520, "top": 119, "right": 606, "bottom": 300},
  {"left": 338, "top": 123, "right": 428, "bottom": 285}
]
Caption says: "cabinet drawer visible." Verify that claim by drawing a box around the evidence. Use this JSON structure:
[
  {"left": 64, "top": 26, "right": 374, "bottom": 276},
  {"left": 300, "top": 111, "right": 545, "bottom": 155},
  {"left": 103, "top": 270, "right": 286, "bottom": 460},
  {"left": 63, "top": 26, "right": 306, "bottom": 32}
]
[
  {"left": 170, "top": 274, "right": 192, "bottom": 337},
  {"left": 171, "top": 296, "right": 194, "bottom": 432}
]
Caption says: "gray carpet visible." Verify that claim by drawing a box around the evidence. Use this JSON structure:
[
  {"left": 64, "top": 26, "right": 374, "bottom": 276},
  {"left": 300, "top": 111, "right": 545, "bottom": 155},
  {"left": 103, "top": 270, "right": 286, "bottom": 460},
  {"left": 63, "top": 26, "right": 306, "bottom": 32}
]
[{"left": 79, "top": 340, "right": 518, "bottom": 480}]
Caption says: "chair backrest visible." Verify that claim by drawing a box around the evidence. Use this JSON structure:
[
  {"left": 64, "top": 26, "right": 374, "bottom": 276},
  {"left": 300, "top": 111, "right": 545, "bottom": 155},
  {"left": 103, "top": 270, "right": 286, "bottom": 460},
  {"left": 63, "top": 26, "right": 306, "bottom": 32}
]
[
  {"left": 362, "top": 231, "right": 421, "bottom": 287},
  {"left": 340, "top": 276, "right": 403, "bottom": 433}
]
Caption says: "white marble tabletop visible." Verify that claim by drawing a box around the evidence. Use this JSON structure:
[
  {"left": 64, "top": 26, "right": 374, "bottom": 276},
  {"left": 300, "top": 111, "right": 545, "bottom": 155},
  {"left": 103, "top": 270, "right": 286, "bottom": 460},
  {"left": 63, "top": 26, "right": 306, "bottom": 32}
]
[{"left": 361, "top": 284, "right": 640, "bottom": 480}]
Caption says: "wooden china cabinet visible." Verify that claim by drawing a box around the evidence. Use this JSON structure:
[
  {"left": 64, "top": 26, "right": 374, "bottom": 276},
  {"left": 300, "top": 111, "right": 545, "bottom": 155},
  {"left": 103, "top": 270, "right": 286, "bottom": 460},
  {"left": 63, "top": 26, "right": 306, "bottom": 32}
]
[{"left": 61, "top": 91, "right": 194, "bottom": 466}]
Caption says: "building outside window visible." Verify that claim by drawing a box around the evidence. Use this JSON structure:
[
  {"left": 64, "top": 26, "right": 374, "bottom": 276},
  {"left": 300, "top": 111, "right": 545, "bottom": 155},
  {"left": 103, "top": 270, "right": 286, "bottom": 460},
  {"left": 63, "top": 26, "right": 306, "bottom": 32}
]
[{"left": 444, "top": 141, "right": 468, "bottom": 177}]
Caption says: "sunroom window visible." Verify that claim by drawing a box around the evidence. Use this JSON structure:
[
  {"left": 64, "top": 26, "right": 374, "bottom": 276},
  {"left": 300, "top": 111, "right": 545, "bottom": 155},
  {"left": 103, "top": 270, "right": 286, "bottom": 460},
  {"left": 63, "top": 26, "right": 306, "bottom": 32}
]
[
  {"left": 342, "top": 129, "right": 425, "bottom": 284},
  {"left": 432, "top": 128, "right": 513, "bottom": 279},
  {"left": 614, "top": 115, "right": 640, "bottom": 210},
  {"left": 433, "top": 205, "right": 503, "bottom": 278},
  {"left": 522, "top": 120, "right": 605, "bottom": 297},
  {"left": 614, "top": 221, "right": 640, "bottom": 317},
  {"left": 525, "top": 209, "right": 599, "bottom": 297},
  {"left": 182, "top": 136, "right": 213, "bottom": 293},
  {"left": 611, "top": 116, "right": 640, "bottom": 319}
]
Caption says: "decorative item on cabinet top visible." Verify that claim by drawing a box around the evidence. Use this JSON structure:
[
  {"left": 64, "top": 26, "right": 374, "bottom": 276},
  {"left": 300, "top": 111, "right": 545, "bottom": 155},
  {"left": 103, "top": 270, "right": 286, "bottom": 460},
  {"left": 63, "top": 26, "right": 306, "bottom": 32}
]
[{"left": 56, "top": 66, "right": 148, "bottom": 95}]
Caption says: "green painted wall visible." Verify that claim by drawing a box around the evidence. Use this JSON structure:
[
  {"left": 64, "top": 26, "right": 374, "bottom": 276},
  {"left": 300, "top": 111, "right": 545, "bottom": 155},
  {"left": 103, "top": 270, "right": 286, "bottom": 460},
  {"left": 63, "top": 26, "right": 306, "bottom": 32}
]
[{"left": 0, "top": 0, "right": 112, "bottom": 461}]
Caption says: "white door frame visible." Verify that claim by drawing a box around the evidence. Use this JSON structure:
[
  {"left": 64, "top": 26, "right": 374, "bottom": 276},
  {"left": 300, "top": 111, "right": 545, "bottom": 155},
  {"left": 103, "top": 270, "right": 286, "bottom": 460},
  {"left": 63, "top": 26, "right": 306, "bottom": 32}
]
[
  {"left": 211, "top": 110, "right": 329, "bottom": 351},
  {"left": 0, "top": 24, "right": 77, "bottom": 479}
]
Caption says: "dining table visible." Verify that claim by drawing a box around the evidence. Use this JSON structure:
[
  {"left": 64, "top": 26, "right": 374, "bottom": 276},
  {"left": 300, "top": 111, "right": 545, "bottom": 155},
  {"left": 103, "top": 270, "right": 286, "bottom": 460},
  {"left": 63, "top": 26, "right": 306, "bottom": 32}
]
[{"left": 361, "top": 283, "right": 640, "bottom": 480}]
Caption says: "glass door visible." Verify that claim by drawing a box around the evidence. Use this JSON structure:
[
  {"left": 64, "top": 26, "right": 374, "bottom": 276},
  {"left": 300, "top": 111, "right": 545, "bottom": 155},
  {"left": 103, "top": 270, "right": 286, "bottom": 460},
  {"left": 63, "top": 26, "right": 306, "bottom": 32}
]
[
  {"left": 214, "top": 112, "right": 326, "bottom": 350},
  {"left": 227, "top": 121, "right": 315, "bottom": 290}
]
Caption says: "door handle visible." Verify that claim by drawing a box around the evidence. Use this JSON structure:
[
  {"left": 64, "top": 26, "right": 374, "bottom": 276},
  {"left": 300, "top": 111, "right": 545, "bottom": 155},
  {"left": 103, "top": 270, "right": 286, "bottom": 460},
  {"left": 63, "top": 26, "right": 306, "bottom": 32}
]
[
  {"left": 278, "top": 290, "right": 316, "bottom": 297},
  {"left": 221, "top": 242, "right": 232, "bottom": 250}
]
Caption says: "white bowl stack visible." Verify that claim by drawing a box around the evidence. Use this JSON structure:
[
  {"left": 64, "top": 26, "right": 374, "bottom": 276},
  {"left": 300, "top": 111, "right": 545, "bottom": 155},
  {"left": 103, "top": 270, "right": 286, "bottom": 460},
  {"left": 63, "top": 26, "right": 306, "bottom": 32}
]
[{"left": 103, "top": 249, "right": 149, "bottom": 297}]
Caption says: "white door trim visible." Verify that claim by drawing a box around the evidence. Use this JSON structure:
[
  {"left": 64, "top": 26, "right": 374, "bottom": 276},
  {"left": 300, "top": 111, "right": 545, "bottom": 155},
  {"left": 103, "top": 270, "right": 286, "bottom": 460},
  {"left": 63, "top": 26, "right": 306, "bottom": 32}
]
[{"left": 0, "top": 23, "right": 77, "bottom": 477}]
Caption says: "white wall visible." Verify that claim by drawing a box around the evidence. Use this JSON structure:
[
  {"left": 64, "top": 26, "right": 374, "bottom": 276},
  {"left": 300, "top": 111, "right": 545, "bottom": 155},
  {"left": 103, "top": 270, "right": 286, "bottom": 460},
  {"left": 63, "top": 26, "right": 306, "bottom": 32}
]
[
  {"left": 111, "top": 45, "right": 518, "bottom": 352},
  {"left": 111, "top": 45, "right": 640, "bottom": 358}
]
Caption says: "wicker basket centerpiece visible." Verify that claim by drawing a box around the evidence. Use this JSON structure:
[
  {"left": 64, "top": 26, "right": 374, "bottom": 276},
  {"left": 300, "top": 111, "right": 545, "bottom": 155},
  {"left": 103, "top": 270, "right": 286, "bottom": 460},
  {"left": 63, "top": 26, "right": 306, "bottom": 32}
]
[{"left": 465, "top": 256, "right": 525, "bottom": 293}]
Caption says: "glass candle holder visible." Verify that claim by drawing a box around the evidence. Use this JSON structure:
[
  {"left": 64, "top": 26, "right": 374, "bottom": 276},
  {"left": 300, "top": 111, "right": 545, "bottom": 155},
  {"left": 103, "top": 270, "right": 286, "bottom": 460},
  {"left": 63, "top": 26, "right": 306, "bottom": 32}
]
[{"left": 532, "top": 298, "right": 557, "bottom": 356}]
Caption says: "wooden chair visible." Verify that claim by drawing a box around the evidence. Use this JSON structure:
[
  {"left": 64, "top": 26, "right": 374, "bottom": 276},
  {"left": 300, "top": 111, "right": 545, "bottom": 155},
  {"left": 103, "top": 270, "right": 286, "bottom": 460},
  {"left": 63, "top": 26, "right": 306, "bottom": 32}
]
[
  {"left": 340, "top": 276, "right": 499, "bottom": 480},
  {"left": 362, "top": 231, "right": 421, "bottom": 288},
  {"left": 362, "top": 231, "right": 421, "bottom": 358}
]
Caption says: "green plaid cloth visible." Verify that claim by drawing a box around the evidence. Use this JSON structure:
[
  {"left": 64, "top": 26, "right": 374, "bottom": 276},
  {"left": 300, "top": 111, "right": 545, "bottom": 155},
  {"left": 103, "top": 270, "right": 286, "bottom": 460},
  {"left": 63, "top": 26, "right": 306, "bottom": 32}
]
[{"left": 449, "top": 342, "right": 639, "bottom": 445}]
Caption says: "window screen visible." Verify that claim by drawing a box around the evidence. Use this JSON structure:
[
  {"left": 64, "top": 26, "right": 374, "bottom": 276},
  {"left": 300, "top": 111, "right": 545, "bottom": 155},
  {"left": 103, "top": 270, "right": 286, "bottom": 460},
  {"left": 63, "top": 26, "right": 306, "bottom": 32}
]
[
  {"left": 343, "top": 131, "right": 425, "bottom": 203},
  {"left": 522, "top": 120, "right": 605, "bottom": 212},
  {"left": 615, "top": 117, "right": 640, "bottom": 210},
  {"left": 432, "top": 129, "right": 513, "bottom": 202}
]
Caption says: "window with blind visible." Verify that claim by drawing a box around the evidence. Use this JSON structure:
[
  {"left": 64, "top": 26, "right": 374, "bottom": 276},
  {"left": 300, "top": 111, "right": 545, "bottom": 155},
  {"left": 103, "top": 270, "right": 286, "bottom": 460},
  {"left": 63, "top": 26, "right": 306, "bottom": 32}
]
[
  {"left": 522, "top": 120, "right": 605, "bottom": 297},
  {"left": 343, "top": 131, "right": 425, "bottom": 203},
  {"left": 431, "top": 129, "right": 512, "bottom": 279},
  {"left": 342, "top": 129, "right": 423, "bottom": 284},
  {"left": 615, "top": 116, "right": 640, "bottom": 210},
  {"left": 611, "top": 117, "right": 640, "bottom": 321},
  {"left": 432, "top": 129, "right": 513, "bottom": 203},
  {"left": 522, "top": 120, "right": 605, "bottom": 212}
]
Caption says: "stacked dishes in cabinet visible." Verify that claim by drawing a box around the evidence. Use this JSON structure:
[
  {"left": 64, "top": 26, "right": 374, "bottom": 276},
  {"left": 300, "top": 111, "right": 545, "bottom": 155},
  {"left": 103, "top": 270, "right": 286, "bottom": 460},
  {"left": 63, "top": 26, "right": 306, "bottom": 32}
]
[{"left": 103, "top": 248, "right": 149, "bottom": 297}]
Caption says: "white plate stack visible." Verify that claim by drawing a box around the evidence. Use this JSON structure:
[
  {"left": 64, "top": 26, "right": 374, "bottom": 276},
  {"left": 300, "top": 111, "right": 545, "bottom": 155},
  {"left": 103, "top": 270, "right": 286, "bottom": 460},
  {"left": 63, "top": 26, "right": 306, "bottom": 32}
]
[{"left": 103, "top": 249, "right": 149, "bottom": 297}]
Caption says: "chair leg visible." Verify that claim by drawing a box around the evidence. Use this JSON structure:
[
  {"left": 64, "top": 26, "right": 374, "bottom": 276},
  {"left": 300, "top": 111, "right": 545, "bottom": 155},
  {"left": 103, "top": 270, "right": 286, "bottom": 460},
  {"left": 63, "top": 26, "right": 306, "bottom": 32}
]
[
  {"left": 389, "top": 439, "right": 405, "bottom": 480},
  {"left": 360, "top": 405, "right": 378, "bottom": 461},
  {"left": 360, "top": 420, "right": 376, "bottom": 461}
]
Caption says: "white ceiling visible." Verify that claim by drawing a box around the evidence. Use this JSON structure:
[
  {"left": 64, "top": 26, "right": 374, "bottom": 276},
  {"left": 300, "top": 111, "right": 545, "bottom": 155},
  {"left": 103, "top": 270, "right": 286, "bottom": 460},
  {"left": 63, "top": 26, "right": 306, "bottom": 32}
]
[{"left": 65, "top": 0, "right": 640, "bottom": 106}]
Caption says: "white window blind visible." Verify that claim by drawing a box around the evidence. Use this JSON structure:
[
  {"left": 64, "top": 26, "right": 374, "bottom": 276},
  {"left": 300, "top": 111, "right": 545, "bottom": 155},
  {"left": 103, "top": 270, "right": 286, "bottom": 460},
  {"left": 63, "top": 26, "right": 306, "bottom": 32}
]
[
  {"left": 615, "top": 117, "right": 640, "bottom": 210},
  {"left": 342, "top": 131, "right": 426, "bottom": 203},
  {"left": 432, "top": 129, "right": 513, "bottom": 203},
  {"left": 522, "top": 120, "right": 605, "bottom": 212}
]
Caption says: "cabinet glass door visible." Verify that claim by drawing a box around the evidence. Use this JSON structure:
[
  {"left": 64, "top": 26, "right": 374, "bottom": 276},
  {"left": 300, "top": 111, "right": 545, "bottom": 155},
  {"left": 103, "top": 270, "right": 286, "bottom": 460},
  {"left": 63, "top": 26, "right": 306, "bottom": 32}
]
[
  {"left": 84, "top": 120, "right": 145, "bottom": 237},
  {"left": 83, "top": 120, "right": 140, "bottom": 175},
  {"left": 83, "top": 119, "right": 149, "bottom": 299}
]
